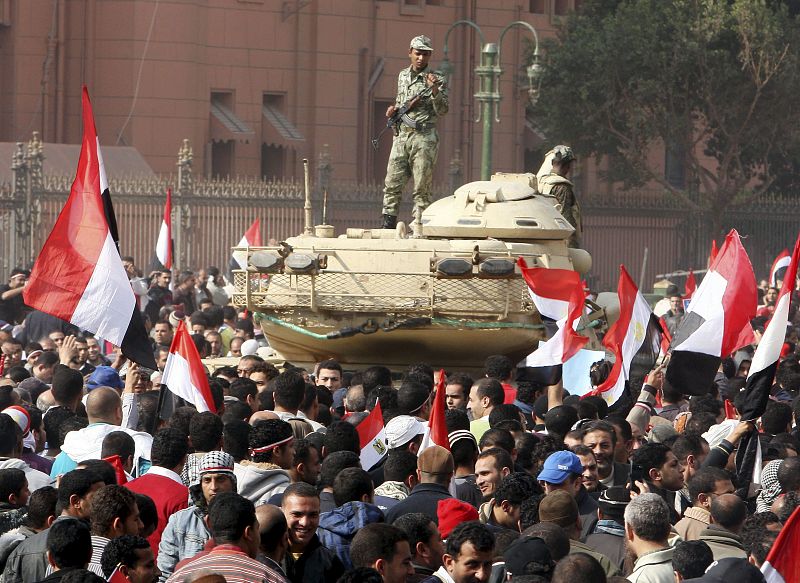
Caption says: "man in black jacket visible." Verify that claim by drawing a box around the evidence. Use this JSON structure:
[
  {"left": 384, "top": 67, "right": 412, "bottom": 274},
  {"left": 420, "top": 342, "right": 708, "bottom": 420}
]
[{"left": 384, "top": 446, "right": 453, "bottom": 524}]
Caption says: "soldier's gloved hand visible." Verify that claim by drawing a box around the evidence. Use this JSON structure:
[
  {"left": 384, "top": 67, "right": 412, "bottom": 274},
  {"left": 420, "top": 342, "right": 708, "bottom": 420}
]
[{"left": 386, "top": 105, "right": 398, "bottom": 118}]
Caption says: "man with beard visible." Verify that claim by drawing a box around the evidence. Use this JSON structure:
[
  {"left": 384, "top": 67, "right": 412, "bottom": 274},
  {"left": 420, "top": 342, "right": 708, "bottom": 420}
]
[{"left": 581, "top": 420, "right": 630, "bottom": 488}]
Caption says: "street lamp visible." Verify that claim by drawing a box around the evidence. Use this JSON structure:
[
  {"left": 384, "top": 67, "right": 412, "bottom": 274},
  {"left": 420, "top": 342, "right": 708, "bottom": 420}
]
[{"left": 441, "top": 20, "right": 542, "bottom": 180}]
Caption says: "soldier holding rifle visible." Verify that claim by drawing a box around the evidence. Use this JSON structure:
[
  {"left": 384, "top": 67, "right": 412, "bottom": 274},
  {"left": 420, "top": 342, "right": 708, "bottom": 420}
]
[{"left": 380, "top": 35, "right": 449, "bottom": 231}]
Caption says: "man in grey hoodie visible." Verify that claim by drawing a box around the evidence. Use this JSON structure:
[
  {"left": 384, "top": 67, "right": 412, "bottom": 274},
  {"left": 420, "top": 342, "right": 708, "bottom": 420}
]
[{"left": 235, "top": 419, "right": 293, "bottom": 506}]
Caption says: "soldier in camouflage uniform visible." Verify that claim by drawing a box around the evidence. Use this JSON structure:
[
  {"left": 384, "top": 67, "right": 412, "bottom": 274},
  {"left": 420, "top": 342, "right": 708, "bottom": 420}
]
[
  {"left": 537, "top": 145, "right": 581, "bottom": 248},
  {"left": 381, "top": 35, "right": 449, "bottom": 232}
]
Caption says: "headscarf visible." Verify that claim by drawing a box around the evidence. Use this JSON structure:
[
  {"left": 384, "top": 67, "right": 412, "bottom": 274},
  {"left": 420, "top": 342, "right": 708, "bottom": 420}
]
[{"left": 756, "top": 459, "right": 782, "bottom": 513}]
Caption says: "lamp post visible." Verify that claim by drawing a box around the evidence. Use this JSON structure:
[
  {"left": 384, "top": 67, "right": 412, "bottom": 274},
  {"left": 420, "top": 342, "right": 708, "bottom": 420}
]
[{"left": 440, "top": 20, "right": 542, "bottom": 181}]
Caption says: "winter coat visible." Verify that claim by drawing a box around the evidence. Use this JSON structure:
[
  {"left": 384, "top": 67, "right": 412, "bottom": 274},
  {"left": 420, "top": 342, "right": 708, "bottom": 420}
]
[
  {"left": 50, "top": 423, "right": 152, "bottom": 478},
  {"left": 316, "top": 502, "right": 384, "bottom": 569},
  {"left": 0, "top": 524, "right": 36, "bottom": 574},
  {"left": 282, "top": 534, "right": 345, "bottom": 583},
  {"left": 674, "top": 507, "right": 711, "bottom": 541},
  {"left": 384, "top": 483, "right": 452, "bottom": 525},
  {"left": 0, "top": 459, "right": 49, "bottom": 494},
  {"left": 157, "top": 505, "right": 210, "bottom": 582},
  {"left": 234, "top": 461, "right": 291, "bottom": 506},
  {"left": 698, "top": 525, "right": 747, "bottom": 561},
  {"left": 0, "top": 504, "right": 26, "bottom": 537},
  {"left": 2, "top": 516, "right": 77, "bottom": 583}
]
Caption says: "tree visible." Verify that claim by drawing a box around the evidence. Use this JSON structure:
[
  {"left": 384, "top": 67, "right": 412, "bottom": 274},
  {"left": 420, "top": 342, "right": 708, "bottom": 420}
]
[{"left": 531, "top": 0, "right": 800, "bottom": 236}]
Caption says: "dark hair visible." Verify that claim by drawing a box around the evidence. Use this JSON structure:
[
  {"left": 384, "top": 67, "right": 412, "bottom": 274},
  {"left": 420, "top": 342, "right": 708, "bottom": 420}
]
[
  {"left": 250, "top": 419, "right": 293, "bottom": 463},
  {"left": 494, "top": 472, "right": 540, "bottom": 506},
  {"left": 741, "top": 512, "right": 781, "bottom": 565},
  {"left": 479, "top": 428, "right": 515, "bottom": 454},
  {"left": 100, "top": 535, "right": 151, "bottom": 578},
  {"left": 301, "top": 383, "right": 318, "bottom": 414},
  {"left": 671, "top": 540, "right": 713, "bottom": 579},
  {"left": 485, "top": 355, "right": 514, "bottom": 380},
  {"left": 319, "top": 451, "right": 361, "bottom": 489},
  {"left": 43, "top": 406, "right": 75, "bottom": 450},
  {"left": 366, "top": 386, "right": 399, "bottom": 422},
  {"left": 477, "top": 447, "right": 514, "bottom": 474},
  {"left": 522, "top": 522, "right": 570, "bottom": 561},
  {"left": 101, "top": 431, "right": 135, "bottom": 464},
  {"left": 7, "top": 366, "right": 30, "bottom": 384},
  {"left": 350, "top": 523, "right": 409, "bottom": 568},
  {"left": 257, "top": 390, "right": 275, "bottom": 412},
  {"left": 383, "top": 450, "right": 418, "bottom": 483},
  {"left": 689, "top": 394, "right": 723, "bottom": 418},
  {"left": 134, "top": 493, "right": 157, "bottom": 535},
  {"left": 293, "top": 438, "right": 317, "bottom": 471},
  {"left": 223, "top": 420, "right": 252, "bottom": 462},
  {"left": 551, "top": 553, "right": 606, "bottom": 583},
  {"left": 589, "top": 360, "right": 613, "bottom": 387},
  {"left": 274, "top": 370, "right": 305, "bottom": 411},
  {"left": 57, "top": 470, "right": 101, "bottom": 514},
  {"left": 488, "top": 404, "right": 522, "bottom": 428},
  {"left": 520, "top": 493, "right": 546, "bottom": 531},
  {"left": 362, "top": 366, "right": 392, "bottom": 392},
  {"left": 778, "top": 457, "right": 800, "bottom": 492},
  {"left": 391, "top": 512, "right": 435, "bottom": 557},
  {"left": 575, "top": 400, "right": 598, "bottom": 421},
  {"left": 337, "top": 567, "right": 384, "bottom": 583},
  {"left": 671, "top": 432, "right": 707, "bottom": 462},
  {"left": 221, "top": 400, "right": 253, "bottom": 424},
  {"left": 474, "top": 378, "right": 504, "bottom": 407},
  {"left": 685, "top": 412, "right": 718, "bottom": 435},
  {"left": 445, "top": 408, "right": 470, "bottom": 432},
  {"left": 208, "top": 492, "right": 256, "bottom": 544},
  {"left": 631, "top": 443, "right": 670, "bottom": 481},
  {"left": 544, "top": 405, "right": 579, "bottom": 439},
  {"left": 450, "top": 437, "right": 478, "bottom": 470},
  {"left": 580, "top": 420, "right": 617, "bottom": 447},
  {"left": 89, "top": 485, "right": 136, "bottom": 536},
  {"left": 46, "top": 518, "right": 92, "bottom": 568},
  {"left": 515, "top": 433, "right": 540, "bottom": 473},
  {"left": 323, "top": 421, "right": 360, "bottom": 455},
  {"left": 24, "top": 486, "right": 58, "bottom": 529},
  {"left": 333, "top": 467, "right": 374, "bottom": 506},
  {"left": 283, "top": 481, "right": 319, "bottom": 504},
  {"left": 0, "top": 468, "right": 26, "bottom": 504},
  {"left": 151, "top": 427, "right": 189, "bottom": 469},
  {"left": 0, "top": 414, "right": 20, "bottom": 456},
  {"left": 446, "top": 373, "right": 474, "bottom": 401},
  {"left": 229, "top": 378, "right": 258, "bottom": 403},
  {"left": 51, "top": 365, "right": 84, "bottom": 405},
  {"left": 58, "top": 417, "right": 89, "bottom": 449},
  {"left": 77, "top": 459, "right": 116, "bottom": 486},
  {"left": 168, "top": 406, "right": 199, "bottom": 438},
  {"left": 189, "top": 412, "right": 224, "bottom": 452},
  {"left": 397, "top": 381, "right": 430, "bottom": 415},
  {"left": 318, "top": 359, "right": 343, "bottom": 375},
  {"left": 762, "top": 401, "right": 793, "bottom": 435},
  {"left": 37, "top": 351, "right": 60, "bottom": 369},
  {"left": 445, "top": 522, "right": 494, "bottom": 557}
]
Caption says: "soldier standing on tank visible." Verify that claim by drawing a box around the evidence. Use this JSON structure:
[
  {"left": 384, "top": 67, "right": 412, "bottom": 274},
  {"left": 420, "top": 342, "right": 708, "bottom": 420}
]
[
  {"left": 537, "top": 145, "right": 581, "bottom": 248},
  {"left": 380, "top": 35, "right": 449, "bottom": 233}
]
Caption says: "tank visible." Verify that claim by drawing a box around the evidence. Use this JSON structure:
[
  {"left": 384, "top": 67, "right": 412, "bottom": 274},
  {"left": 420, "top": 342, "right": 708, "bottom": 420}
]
[{"left": 230, "top": 173, "right": 605, "bottom": 371}]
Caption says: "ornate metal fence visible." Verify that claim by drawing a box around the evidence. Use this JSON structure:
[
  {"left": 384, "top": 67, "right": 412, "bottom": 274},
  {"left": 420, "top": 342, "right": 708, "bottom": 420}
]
[{"left": 2, "top": 133, "right": 800, "bottom": 291}]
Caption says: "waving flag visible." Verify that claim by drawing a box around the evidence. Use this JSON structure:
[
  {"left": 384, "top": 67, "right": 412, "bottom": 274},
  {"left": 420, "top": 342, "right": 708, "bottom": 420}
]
[
  {"left": 761, "top": 506, "right": 800, "bottom": 582},
  {"left": 151, "top": 189, "right": 173, "bottom": 271},
  {"left": 519, "top": 259, "right": 588, "bottom": 375},
  {"left": 419, "top": 369, "right": 450, "bottom": 453},
  {"left": 161, "top": 320, "right": 216, "bottom": 413},
  {"left": 736, "top": 233, "right": 800, "bottom": 488},
  {"left": 684, "top": 270, "right": 697, "bottom": 299},
  {"left": 666, "top": 230, "right": 757, "bottom": 396},
  {"left": 709, "top": 240, "right": 719, "bottom": 265},
  {"left": 586, "top": 266, "right": 661, "bottom": 406},
  {"left": 770, "top": 249, "right": 790, "bottom": 287},
  {"left": 23, "top": 87, "right": 155, "bottom": 369},
  {"left": 230, "top": 218, "right": 262, "bottom": 273},
  {"left": 357, "top": 401, "right": 387, "bottom": 470}
]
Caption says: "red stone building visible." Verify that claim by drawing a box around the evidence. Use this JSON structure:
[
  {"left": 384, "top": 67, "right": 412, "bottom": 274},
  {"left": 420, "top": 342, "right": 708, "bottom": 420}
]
[{"left": 0, "top": 0, "right": 585, "bottom": 185}]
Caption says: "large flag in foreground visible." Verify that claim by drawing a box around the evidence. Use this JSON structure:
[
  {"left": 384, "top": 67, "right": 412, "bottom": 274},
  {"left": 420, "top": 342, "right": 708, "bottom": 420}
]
[
  {"left": 666, "top": 230, "right": 757, "bottom": 395},
  {"left": 761, "top": 506, "right": 800, "bottom": 582},
  {"left": 357, "top": 402, "right": 387, "bottom": 470},
  {"left": 519, "top": 259, "right": 588, "bottom": 379},
  {"left": 150, "top": 189, "right": 173, "bottom": 272},
  {"left": 161, "top": 320, "right": 216, "bottom": 413},
  {"left": 230, "top": 218, "right": 262, "bottom": 273},
  {"left": 587, "top": 266, "right": 660, "bottom": 406},
  {"left": 737, "top": 233, "right": 800, "bottom": 487},
  {"left": 419, "top": 369, "right": 450, "bottom": 453},
  {"left": 23, "top": 87, "right": 156, "bottom": 369}
]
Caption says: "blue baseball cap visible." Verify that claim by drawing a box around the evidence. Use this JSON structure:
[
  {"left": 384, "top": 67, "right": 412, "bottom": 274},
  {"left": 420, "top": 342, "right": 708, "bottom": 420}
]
[
  {"left": 86, "top": 366, "right": 124, "bottom": 391},
  {"left": 538, "top": 450, "right": 583, "bottom": 484}
]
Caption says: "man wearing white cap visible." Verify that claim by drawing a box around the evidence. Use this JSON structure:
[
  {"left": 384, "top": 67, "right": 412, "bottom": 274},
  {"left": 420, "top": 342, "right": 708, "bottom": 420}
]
[{"left": 369, "top": 414, "right": 425, "bottom": 487}]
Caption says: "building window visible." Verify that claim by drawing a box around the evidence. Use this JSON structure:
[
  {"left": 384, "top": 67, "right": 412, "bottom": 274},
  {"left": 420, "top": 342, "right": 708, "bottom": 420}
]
[
  {"left": 529, "top": 0, "right": 547, "bottom": 14},
  {"left": 211, "top": 141, "right": 234, "bottom": 178}
]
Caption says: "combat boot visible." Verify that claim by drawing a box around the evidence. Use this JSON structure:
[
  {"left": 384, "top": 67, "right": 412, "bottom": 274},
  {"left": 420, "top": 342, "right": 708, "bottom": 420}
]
[{"left": 381, "top": 214, "right": 397, "bottom": 229}]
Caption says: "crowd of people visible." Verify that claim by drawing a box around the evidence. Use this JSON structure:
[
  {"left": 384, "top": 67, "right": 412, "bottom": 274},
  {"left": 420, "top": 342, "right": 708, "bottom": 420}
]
[{"left": 0, "top": 259, "right": 798, "bottom": 583}]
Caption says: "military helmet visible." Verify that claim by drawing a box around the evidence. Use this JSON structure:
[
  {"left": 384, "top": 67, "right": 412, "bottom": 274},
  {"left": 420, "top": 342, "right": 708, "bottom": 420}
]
[{"left": 410, "top": 35, "right": 434, "bottom": 52}]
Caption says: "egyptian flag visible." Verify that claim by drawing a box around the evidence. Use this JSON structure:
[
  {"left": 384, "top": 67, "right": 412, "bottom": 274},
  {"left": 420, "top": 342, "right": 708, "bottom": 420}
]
[
  {"left": 666, "top": 230, "right": 757, "bottom": 396},
  {"left": 230, "top": 219, "right": 262, "bottom": 273},
  {"left": 761, "top": 506, "right": 800, "bottom": 582},
  {"left": 105, "top": 565, "right": 130, "bottom": 583},
  {"left": 519, "top": 258, "right": 588, "bottom": 383},
  {"left": 586, "top": 266, "right": 661, "bottom": 406},
  {"left": 736, "top": 233, "right": 800, "bottom": 489},
  {"left": 709, "top": 240, "right": 719, "bottom": 264},
  {"left": 770, "top": 249, "right": 790, "bottom": 287},
  {"left": 684, "top": 270, "right": 697, "bottom": 299},
  {"left": 150, "top": 189, "right": 173, "bottom": 272},
  {"left": 419, "top": 369, "right": 450, "bottom": 452},
  {"left": 23, "top": 87, "right": 156, "bottom": 369},
  {"left": 161, "top": 320, "right": 216, "bottom": 413},
  {"left": 357, "top": 401, "right": 387, "bottom": 470}
]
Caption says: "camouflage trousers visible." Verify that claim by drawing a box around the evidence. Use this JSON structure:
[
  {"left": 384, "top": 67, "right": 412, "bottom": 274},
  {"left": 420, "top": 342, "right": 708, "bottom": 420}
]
[{"left": 381, "top": 127, "right": 439, "bottom": 217}]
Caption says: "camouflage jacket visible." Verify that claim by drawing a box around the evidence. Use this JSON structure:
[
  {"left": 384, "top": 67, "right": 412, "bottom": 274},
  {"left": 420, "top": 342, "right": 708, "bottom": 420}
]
[
  {"left": 395, "top": 66, "right": 449, "bottom": 124},
  {"left": 0, "top": 505, "right": 26, "bottom": 537}
]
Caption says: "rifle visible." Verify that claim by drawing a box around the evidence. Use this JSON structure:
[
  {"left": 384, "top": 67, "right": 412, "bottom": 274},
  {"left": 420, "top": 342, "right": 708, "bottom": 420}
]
[{"left": 371, "top": 85, "right": 435, "bottom": 150}]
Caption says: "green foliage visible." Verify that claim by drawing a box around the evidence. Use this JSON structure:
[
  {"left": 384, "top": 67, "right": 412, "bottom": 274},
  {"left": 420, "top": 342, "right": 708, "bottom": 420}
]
[{"left": 531, "top": 0, "right": 800, "bottom": 211}]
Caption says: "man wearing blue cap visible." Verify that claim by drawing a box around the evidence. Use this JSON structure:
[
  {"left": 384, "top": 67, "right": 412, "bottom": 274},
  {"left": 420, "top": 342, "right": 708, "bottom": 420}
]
[{"left": 538, "top": 450, "right": 599, "bottom": 539}]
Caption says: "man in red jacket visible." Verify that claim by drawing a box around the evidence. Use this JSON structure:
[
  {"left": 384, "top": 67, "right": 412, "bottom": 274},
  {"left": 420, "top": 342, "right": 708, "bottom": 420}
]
[{"left": 126, "top": 427, "right": 189, "bottom": 557}]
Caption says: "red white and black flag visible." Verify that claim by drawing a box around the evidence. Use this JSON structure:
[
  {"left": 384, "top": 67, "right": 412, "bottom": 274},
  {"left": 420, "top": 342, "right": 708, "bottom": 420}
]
[
  {"left": 736, "top": 233, "right": 800, "bottom": 487},
  {"left": 357, "top": 401, "right": 387, "bottom": 471},
  {"left": 665, "top": 230, "right": 757, "bottom": 396},
  {"left": 684, "top": 269, "right": 697, "bottom": 299},
  {"left": 586, "top": 265, "right": 661, "bottom": 406},
  {"left": 230, "top": 218, "right": 262, "bottom": 274},
  {"left": 419, "top": 369, "right": 450, "bottom": 453},
  {"left": 149, "top": 189, "right": 173, "bottom": 272},
  {"left": 519, "top": 258, "right": 588, "bottom": 383},
  {"left": 161, "top": 320, "right": 216, "bottom": 413},
  {"left": 23, "top": 87, "right": 156, "bottom": 369},
  {"left": 761, "top": 506, "right": 800, "bottom": 582},
  {"left": 770, "top": 248, "right": 790, "bottom": 287}
]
